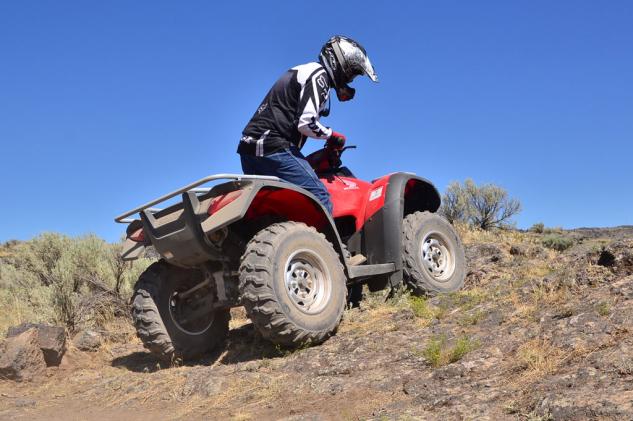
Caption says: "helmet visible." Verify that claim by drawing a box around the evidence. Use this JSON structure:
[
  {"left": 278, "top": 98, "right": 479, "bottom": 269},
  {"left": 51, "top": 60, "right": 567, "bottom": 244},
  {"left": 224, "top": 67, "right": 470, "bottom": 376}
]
[{"left": 319, "top": 35, "right": 378, "bottom": 101}]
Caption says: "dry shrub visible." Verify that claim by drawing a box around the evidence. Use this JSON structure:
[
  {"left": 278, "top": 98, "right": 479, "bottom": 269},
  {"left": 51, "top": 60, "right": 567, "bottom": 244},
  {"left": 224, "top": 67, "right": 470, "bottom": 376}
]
[
  {"left": 0, "top": 233, "right": 153, "bottom": 333},
  {"left": 516, "top": 338, "right": 565, "bottom": 382}
]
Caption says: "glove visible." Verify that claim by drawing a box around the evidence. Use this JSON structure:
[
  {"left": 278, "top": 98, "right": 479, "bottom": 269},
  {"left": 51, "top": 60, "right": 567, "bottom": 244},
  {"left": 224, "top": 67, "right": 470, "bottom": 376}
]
[{"left": 327, "top": 131, "right": 346, "bottom": 150}]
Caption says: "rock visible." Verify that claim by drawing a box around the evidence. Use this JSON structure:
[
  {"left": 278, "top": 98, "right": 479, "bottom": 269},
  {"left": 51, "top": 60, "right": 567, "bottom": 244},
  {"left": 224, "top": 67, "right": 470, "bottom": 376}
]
[
  {"left": 6, "top": 323, "right": 67, "bottom": 366},
  {"left": 590, "top": 241, "right": 633, "bottom": 276},
  {"left": 14, "top": 398, "right": 37, "bottom": 408},
  {"left": 72, "top": 330, "right": 102, "bottom": 352},
  {"left": 610, "top": 275, "right": 633, "bottom": 299},
  {"left": 509, "top": 245, "right": 525, "bottom": 256},
  {"left": 0, "top": 328, "right": 47, "bottom": 381},
  {"left": 466, "top": 269, "right": 487, "bottom": 285},
  {"left": 527, "top": 245, "right": 547, "bottom": 258},
  {"left": 182, "top": 368, "right": 227, "bottom": 397},
  {"left": 392, "top": 308, "right": 415, "bottom": 322},
  {"left": 466, "top": 243, "right": 504, "bottom": 264}
]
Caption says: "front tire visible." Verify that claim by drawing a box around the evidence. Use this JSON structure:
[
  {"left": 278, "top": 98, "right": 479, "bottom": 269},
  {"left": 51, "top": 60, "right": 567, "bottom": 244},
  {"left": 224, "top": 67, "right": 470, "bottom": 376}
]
[
  {"left": 239, "top": 222, "right": 347, "bottom": 347},
  {"left": 403, "top": 211, "right": 466, "bottom": 295},
  {"left": 131, "top": 261, "right": 230, "bottom": 361}
]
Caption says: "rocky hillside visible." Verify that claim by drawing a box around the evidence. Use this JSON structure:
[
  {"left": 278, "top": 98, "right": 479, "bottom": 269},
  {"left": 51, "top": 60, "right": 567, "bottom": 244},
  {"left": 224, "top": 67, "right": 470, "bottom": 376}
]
[{"left": 1, "top": 227, "right": 632, "bottom": 420}]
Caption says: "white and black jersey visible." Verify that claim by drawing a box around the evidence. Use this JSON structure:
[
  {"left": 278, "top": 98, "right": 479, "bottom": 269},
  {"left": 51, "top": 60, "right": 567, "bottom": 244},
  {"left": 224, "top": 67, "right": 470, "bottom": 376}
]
[{"left": 238, "top": 62, "right": 332, "bottom": 156}]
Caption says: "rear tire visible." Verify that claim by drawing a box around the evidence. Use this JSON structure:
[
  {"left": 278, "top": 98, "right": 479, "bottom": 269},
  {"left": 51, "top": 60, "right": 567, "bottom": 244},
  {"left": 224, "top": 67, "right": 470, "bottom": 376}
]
[
  {"left": 131, "top": 261, "right": 230, "bottom": 361},
  {"left": 239, "top": 222, "right": 347, "bottom": 347},
  {"left": 403, "top": 211, "right": 466, "bottom": 295}
]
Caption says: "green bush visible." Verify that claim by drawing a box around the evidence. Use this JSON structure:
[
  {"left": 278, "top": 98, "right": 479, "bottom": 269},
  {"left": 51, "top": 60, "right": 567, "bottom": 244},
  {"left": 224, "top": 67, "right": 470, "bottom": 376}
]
[
  {"left": 408, "top": 296, "right": 435, "bottom": 319},
  {"left": 448, "top": 336, "right": 479, "bottom": 363},
  {"left": 422, "top": 335, "right": 445, "bottom": 367},
  {"left": 440, "top": 179, "right": 522, "bottom": 230},
  {"left": 541, "top": 235, "right": 574, "bottom": 251},
  {"left": 530, "top": 222, "right": 545, "bottom": 234},
  {"left": 596, "top": 301, "right": 611, "bottom": 317},
  {"left": 0, "top": 233, "right": 154, "bottom": 333},
  {"left": 420, "top": 334, "right": 479, "bottom": 367}
]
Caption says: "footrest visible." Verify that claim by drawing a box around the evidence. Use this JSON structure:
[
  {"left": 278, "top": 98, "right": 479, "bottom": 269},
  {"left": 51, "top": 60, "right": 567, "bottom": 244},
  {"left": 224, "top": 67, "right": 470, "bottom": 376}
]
[{"left": 348, "top": 263, "right": 396, "bottom": 279}]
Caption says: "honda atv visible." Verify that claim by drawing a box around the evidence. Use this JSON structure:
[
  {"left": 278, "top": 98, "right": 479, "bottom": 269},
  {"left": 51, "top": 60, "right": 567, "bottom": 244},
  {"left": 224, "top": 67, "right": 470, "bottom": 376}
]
[{"left": 115, "top": 145, "right": 466, "bottom": 361}]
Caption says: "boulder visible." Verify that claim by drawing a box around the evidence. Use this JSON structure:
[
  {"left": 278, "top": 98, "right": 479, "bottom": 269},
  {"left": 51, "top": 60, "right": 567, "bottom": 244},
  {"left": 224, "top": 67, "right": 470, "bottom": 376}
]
[
  {"left": 7, "top": 323, "right": 67, "bottom": 366},
  {"left": 509, "top": 245, "right": 525, "bottom": 256},
  {"left": 0, "top": 328, "right": 46, "bottom": 381},
  {"left": 73, "top": 330, "right": 102, "bottom": 351},
  {"left": 466, "top": 243, "right": 504, "bottom": 264}
]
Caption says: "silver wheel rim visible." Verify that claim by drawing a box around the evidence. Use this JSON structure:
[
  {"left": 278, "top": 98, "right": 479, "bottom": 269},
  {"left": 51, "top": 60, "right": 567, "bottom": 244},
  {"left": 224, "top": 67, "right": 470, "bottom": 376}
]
[
  {"left": 284, "top": 249, "right": 332, "bottom": 315},
  {"left": 420, "top": 231, "right": 455, "bottom": 282},
  {"left": 169, "top": 291, "right": 214, "bottom": 336}
]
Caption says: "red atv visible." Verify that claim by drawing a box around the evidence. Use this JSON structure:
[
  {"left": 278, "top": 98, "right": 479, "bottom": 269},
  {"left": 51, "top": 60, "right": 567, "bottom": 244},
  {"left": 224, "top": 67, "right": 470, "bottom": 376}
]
[{"left": 116, "top": 145, "right": 466, "bottom": 361}]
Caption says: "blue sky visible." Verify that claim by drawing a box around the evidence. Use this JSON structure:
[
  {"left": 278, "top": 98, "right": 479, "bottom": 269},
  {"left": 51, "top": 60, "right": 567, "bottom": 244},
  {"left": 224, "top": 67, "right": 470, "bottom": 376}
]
[{"left": 1, "top": 1, "right": 631, "bottom": 242}]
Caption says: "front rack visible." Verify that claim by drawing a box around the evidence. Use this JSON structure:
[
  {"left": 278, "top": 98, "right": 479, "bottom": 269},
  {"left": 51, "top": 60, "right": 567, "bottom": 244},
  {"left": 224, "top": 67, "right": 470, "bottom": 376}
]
[{"left": 114, "top": 173, "right": 281, "bottom": 224}]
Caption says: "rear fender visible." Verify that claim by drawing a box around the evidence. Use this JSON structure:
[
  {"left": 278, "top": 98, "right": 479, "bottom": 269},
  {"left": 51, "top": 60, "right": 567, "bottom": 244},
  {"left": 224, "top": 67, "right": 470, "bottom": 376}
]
[
  {"left": 239, "top": 182, "right": 350, "bottom": 275},
  {"left": 140, "top": 179, "right": 349, "bottom": 272}
]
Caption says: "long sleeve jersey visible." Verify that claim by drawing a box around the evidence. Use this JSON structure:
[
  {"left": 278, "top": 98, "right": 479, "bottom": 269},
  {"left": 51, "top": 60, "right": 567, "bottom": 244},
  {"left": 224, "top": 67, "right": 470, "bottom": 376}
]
[{"left": 237, "top": 62, "right": 332, "bottom": 156}]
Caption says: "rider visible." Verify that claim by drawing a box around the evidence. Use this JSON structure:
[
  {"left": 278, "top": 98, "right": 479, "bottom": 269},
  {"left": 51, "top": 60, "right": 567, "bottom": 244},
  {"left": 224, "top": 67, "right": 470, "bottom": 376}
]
[{"left": 237, "top": 35, "right": 378, "bottom": 214}]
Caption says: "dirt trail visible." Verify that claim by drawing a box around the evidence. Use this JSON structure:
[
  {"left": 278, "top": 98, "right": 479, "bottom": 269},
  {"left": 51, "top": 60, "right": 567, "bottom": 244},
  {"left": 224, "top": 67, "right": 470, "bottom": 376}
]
[{"left": 1, "top": 227, "right": 632, "bottom": 420}]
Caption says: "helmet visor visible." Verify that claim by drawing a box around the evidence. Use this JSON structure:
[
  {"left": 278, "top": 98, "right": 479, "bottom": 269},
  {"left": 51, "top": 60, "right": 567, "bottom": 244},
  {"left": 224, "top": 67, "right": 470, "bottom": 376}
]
[
  {"left": 362, "top": 55, "right": 378, "bottom": 83},
  {"left": 337, "top": 38, "right": 378, "bottom": 83}
]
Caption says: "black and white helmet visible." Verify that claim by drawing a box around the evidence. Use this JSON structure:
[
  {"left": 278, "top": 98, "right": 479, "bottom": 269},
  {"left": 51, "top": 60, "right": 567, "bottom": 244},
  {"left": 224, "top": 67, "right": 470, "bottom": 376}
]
[{"left": 319, "top": 35, "right": 378, "bottom": 101}]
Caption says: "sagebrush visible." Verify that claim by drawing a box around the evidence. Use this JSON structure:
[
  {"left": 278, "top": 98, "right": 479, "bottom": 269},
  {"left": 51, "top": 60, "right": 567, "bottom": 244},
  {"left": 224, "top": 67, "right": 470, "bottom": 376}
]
[
  {"left": 0, "top": 233, "right": 153, "bottom": 333},
  {"left": 440, "top": 179, "right": 521, "bottom": 230}
]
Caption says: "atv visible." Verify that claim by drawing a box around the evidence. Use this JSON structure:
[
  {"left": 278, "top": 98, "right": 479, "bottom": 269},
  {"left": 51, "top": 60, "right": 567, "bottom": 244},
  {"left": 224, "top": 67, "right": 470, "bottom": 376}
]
[{"left": 115, "top": 145, "right": 466, "bottom": 361}]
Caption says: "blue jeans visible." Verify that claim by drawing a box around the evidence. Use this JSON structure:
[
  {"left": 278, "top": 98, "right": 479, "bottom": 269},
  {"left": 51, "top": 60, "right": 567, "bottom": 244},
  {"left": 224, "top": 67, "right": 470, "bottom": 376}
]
[{"left": 240, "top": 146, "right": 333, "bottom": 214}]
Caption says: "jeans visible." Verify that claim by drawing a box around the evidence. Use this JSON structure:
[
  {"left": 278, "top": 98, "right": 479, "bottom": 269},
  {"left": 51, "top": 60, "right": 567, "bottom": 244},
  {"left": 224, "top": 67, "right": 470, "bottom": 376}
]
[{"left": 240, "top": 146, "right": 333, "bottom": 214}]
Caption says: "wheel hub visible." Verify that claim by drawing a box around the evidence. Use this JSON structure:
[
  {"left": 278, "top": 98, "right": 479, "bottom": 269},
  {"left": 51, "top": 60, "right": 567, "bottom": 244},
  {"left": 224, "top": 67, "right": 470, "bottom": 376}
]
[
  {"left": 421, "top": 232, "right": 455, "bottom": 282},
  {"left": 169, "top": 283, "right": 215, "bottom": 335},
  {"left": 284, "top": 249, "right": 332, "bottom": 314}
]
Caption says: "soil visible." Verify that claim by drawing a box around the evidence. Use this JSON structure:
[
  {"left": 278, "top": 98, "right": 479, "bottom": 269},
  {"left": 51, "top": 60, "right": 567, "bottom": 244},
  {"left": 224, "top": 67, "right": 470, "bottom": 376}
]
[{"left": 1, "top": 226, "right": 632, "bottom": 420}]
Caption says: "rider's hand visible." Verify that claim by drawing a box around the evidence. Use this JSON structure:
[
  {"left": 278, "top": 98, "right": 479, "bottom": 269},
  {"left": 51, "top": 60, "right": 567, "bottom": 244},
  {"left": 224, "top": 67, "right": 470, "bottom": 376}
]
[{"left": 327, "top": 131, "right": 346, "bottom": 150}]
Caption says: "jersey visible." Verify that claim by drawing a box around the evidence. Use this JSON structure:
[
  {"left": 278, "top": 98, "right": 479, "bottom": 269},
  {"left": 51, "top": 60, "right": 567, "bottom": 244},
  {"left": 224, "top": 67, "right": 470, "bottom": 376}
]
[{"left": 237, "top": 62, "right": 332, "bottom": 156}]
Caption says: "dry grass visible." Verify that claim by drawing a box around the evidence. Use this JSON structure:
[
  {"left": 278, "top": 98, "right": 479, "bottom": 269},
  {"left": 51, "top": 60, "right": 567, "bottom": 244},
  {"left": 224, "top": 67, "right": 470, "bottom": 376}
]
[
  {"left": 203, "top": 373, "right": 287, "bottom": 411},
  {"left": 508, "top": 292, "right": 538, "bottom": 322},
  {"left": 514, "top": 261, "right": 556, "bottom": 283},
  {"left": 515, "top": 338, "right": 565, "bottom": 383},
  {"left": 229, "top": 307, "right": 250, "bottom": 329},
  {"left": 339, "top": 303, "right": 399, "bottom": 334},
  {"left": 455, "top": 224, "right": 540, "bottom": 248},
  {"left": 455, "top": 224, "right": 500, "bottom": 245}
]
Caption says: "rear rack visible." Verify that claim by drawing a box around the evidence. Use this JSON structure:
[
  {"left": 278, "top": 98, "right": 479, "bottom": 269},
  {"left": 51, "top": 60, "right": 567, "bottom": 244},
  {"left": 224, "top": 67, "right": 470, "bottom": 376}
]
[{"left": 114, "top": 173, "right": 281, "bottom": 223}]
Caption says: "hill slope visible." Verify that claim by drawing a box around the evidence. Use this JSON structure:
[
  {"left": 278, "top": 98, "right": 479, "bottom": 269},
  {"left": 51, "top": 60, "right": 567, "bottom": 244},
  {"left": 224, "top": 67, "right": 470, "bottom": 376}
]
[{"left": 1, "top": 227, "right": 632, "bottom": 420}]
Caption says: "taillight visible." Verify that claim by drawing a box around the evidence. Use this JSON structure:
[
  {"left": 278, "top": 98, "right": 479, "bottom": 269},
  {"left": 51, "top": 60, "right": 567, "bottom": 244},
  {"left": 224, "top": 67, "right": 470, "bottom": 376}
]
[
  {"left": 208, "top": 190, "right": 243, "bottom": 215},
  {"left": 129, "top": 228, "right": 145, "bottom": 243}
]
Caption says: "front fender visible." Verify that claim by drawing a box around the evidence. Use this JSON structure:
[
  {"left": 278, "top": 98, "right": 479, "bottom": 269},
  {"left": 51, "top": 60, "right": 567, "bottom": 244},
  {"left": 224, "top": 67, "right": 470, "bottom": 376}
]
[{"left": 361, "top": 173, "right": 441, "bottom": 286}]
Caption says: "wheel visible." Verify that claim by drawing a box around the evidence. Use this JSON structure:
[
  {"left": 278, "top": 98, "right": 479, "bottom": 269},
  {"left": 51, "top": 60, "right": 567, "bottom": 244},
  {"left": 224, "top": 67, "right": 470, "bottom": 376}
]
[
  {"left": 402, "top": 211, "right": 466, "bottom": 295},
  {"left": 239, "top": 222, "right": 347, "bottom": 347},
  {"left": 131, "top": 261, "right": 230, "bottom": 361}
]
